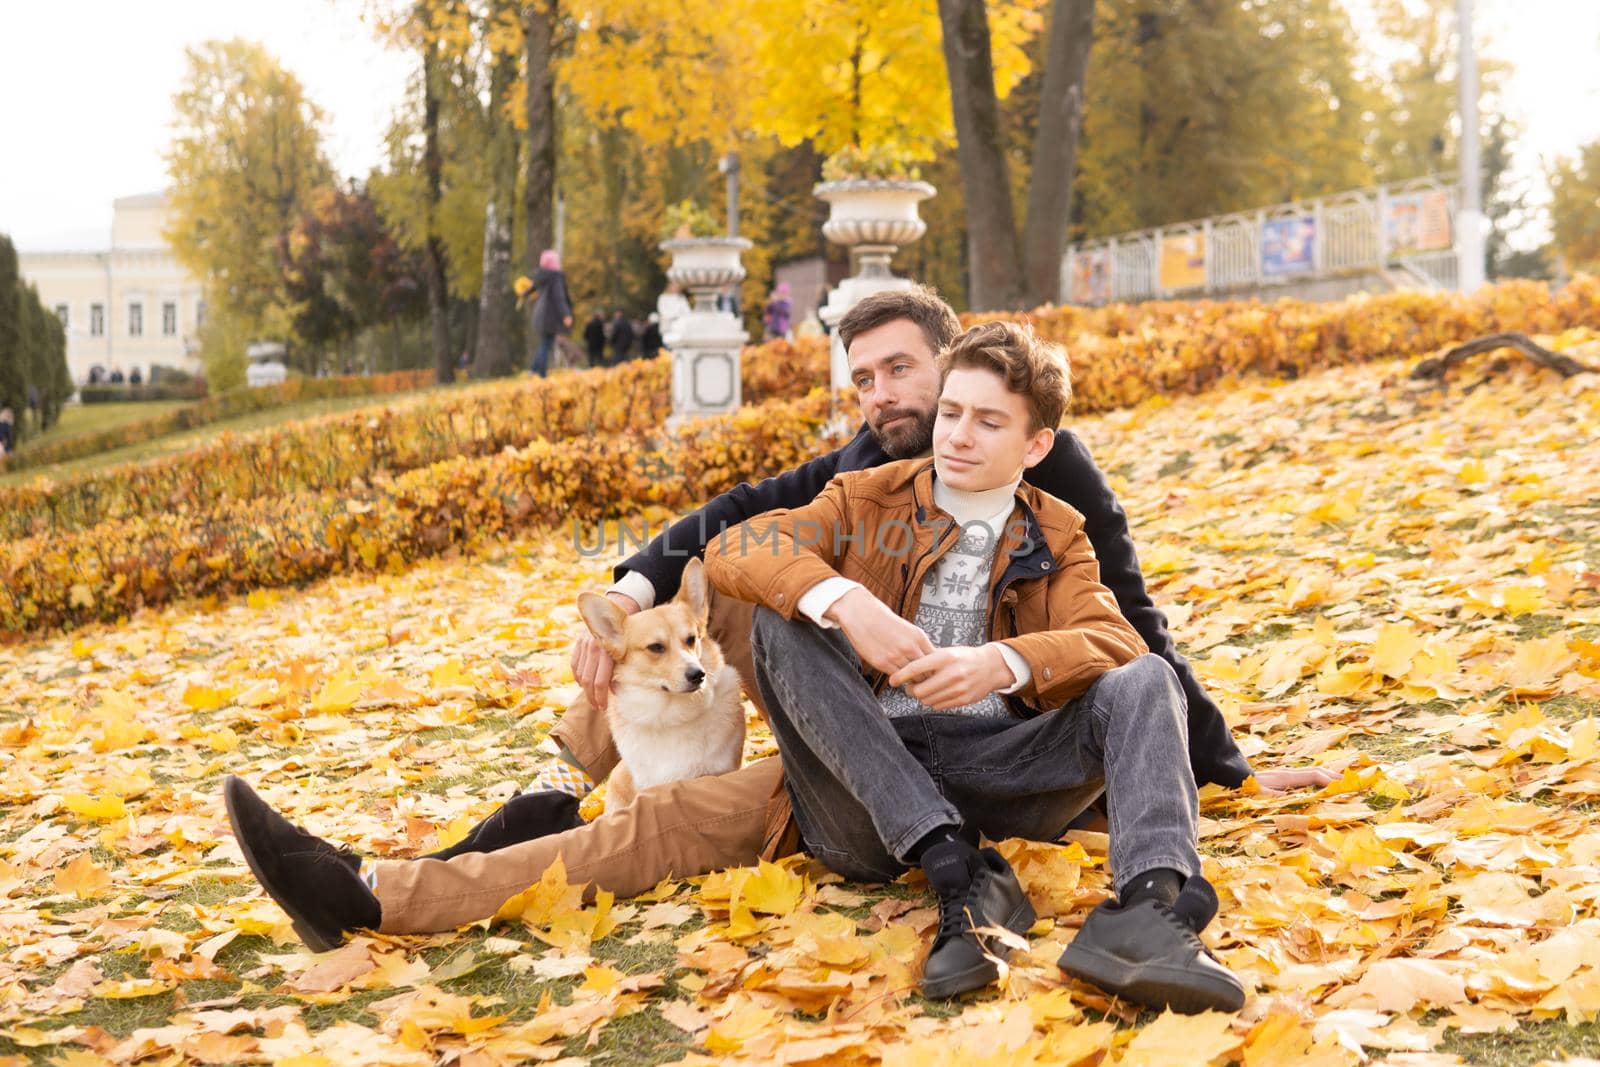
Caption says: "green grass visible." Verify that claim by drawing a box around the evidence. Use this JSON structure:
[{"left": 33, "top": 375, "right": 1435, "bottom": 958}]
[
  {"left": 1157, "top": 450, "right": 1195, "bottom": 478},
  {"left": 10, "top": 399, "right": 191, "bottom": 456},
  {"left": 1440, "top": 1017, "right": 1600, "bottom": 1064}
]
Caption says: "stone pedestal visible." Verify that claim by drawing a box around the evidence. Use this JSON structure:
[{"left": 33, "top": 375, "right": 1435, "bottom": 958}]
[
  {"left": 245, "top": 341, "right": 288, "bottom": 388},
  {"left": 659, "top": 237, "right": 751, "bottom": 426},
  {"left": 813, "top": 180, "right": 936, "bottom": 394}
]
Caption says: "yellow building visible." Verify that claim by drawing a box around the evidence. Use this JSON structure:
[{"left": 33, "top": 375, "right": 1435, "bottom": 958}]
[{"left": 19, "top": 193, "right": 205, "bottom": 385}]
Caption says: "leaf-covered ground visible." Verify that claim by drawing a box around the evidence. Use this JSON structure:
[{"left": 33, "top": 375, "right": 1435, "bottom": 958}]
[{"left": 1, "top": 344, "right": 1598, "bottom": 1066}]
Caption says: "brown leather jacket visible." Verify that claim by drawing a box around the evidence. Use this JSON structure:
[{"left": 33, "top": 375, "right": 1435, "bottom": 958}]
[{"left": 704, "top": 458, "right": 1148, "bottom": 716}]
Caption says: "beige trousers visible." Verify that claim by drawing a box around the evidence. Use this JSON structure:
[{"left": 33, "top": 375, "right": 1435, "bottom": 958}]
[{"left": 374, "top": 589, "right": 782, "bottom": 934}]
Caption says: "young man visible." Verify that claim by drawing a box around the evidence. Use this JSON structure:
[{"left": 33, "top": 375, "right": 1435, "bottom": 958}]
[
  {"left": 223, "top": 289, "right": 1326, "bottom": 967},
  {"left": 701, "top": 321, "right": 1244, "bottom": 1010}
]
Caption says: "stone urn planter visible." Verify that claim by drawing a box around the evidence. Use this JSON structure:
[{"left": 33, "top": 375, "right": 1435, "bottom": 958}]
[
  {"left": 661, "top": 236, "right": 752, "bottom": 310},
  {"left": 813, "top": 179, "right": 936, "bottom": 394},
  {"left": 658, "top": 236, "right": 752, "bottom": 424},
  {"left": 815, "top": 179, "right": 937, "bottom": 275},
  {"left": 244, "top": 340, "right": 288, "bottom": 388}
]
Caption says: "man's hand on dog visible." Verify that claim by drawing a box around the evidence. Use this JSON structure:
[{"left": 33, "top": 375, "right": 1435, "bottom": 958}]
[
  {"left": 888, "top": 646, "right": 1013, "bottom": 710},
  {"left": 827, "top": 589, "right": 936, "bottom": 678},
  {"left": 572, "top": 591, "right": 640, "bottom": 710}
]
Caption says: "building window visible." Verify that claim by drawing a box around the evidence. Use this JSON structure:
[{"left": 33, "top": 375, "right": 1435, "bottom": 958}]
[
  {"left": 129, "top": 302, "right": 143, "bottom": 337},
  {"left": 91, "top": 303, "right": 105, "bottom": 337},
  {"left": 162, "top": 302, "right": 177, "bottom": 337},
  {"left": 54, "top": 304, "right": 69, "bottom": 330}
]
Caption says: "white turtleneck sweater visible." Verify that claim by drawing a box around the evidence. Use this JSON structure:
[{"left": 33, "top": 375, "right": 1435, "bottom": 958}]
[{"left": 795, "top": 471, "right": 1032, "bottom": 718}]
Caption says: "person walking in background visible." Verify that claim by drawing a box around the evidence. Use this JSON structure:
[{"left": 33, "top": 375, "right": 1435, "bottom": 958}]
[
  {"left": 583, "top": 312, "right": 607, "bottom": 367},
  {"left": 763, "top": 281, "right": 793, "bottom": 341},
  {"left": 529, "top": 250, "right": 574, "bottom": 378},
  {"left": 641, "top": 313, "right": 663, "bottom": 360},
  {"left": 610, "top": 310, "right": 635, "bottom": 364},
  {"left": 0, "top": 408, "right": 14, "bottom": 457}
]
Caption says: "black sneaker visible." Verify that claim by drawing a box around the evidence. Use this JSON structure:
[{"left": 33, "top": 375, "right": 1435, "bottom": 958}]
[
  {"left": 422, "top": 790, "right": 583, "bottom": 861},
  {"left": 1057, "top": 876, "right": 1244, "bottom": 1014},
  {"left": 223, "top": 775, "right": 381, "bottom": 953},
  {"left": 920, "top": 840, "right": 1038, "bottom": 999}
]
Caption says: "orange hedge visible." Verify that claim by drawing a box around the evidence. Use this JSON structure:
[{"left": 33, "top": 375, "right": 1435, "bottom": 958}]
[
  {"left": 5, "top": 277, "right": 1599, "bottom": 634},
  {"left": 978, "top": 276, "right": 1600, "bottom": 414},
  {"left": 0, "top": 391, "right": 840, "bottom": 634},
  {"left": 0, "top": 340, "right": 829, "bottom": 541},
  {"left": 0, "top": 369, "right": 437, "bottom": 474}
]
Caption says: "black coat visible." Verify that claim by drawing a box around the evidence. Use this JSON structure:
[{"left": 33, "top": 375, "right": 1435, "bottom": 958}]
[
  {"left": 583, "top": 318, "right": 607, "bottom": 356},
  {"left": 530, "top": 268, "right": 573, "bottom": 336},
  {"left": 616, "top": 425, "right": 1252, "bottom": 789},
  {"left": 610, "top": 317, "right": 635, "bottom": 358}
]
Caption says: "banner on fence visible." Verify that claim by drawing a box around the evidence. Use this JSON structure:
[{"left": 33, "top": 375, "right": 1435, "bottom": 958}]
[
  {"left": 1261, "top": 217, "right": 1317, "bottom": 275},
  {"left": 1070, "top": 248, "right": 1111, "bottom": 304},
  {"left": 1159, "top": 233, "right": 1206, "bottom": 290},
  {"left": 1387, "top": 190, "right": 1453, "bottom": 256}
]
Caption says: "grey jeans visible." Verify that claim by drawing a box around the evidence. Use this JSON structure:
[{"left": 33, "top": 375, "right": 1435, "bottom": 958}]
[{"left": 750, "top": 608, "right": 1202, "bottom": 894}]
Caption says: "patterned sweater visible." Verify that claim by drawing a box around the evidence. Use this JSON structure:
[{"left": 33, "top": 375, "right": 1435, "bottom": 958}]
[{"left": 799, "top": 473, "right": 1031, "bottom": 720}]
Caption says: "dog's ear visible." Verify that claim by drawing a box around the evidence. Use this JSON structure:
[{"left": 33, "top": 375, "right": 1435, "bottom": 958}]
[
  {"left": 676, "top": 558, "right": 709, "bottom": 622},
  {"left": 578, "top": 592, "right": 628, "bottom": 659}
]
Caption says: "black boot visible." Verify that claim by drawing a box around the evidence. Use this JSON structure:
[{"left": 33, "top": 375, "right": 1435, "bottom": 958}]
[
  {"left": 920, "top": 839, "right": 1037, "bottom": 999},
  {"left": 223, "top": 776, "right": 381, "bottom": 953},
  {"left": 1057, "top": 875, "right": 1245, "bottom": 1014},
  {"left": 421, "top": 790, "right": 584, "bottom": 861}
]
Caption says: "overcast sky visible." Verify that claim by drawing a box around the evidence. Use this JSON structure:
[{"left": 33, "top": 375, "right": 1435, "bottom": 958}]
[{"left": 2, "top": 0, "right": 1597, "bottom": 252}]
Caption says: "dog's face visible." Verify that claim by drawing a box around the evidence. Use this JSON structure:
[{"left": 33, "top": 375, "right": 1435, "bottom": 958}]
[{"left": 579, "top": 558, "right": 717, "bottom": 695}]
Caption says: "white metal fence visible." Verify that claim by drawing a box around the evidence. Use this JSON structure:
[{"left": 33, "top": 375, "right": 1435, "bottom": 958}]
[{"left": 1062, "top": 177, "right": 1460, "bottom": 306}]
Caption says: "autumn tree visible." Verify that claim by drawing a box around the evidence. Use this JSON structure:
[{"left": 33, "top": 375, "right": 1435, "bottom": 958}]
[
  {"left": 1066, "top": 0, "right": 1375, "bottom": 240},
  {"left": 0, "top": 236, "right": 24, "bottom": 426},
  {"left": 1548, "top": 139, "right": 1600, "bottom": 272},
  {"left": 281, "top": 183, "right": 428, "bottom": 373},
  {"left": 522, "top": 0, "right": 560, "bottom": 371},
  {"left": 560, "top": 0, "right": 1044, "bottom": 313},
  {"left": 556, "top": 0, "right": 764, "bottom": 315},
  {"left": 364, "top": 1, "right": 479, "bottom": 382},
  {"left": 937, "top": 0, "right": 1084, "bottom": 309},
  {"left": 1360, "top": 0, "right": 1524, "bottom": 274},
  {"left": 0, "top": 239, "right": 72, "bottom": 443},
  {"left": 20, "top": 283, "right": 70, "bottom": 429},
  {"left": 164, "top": 39, "right": 332, "bottom": 391},
  {"left": 467, "top": 0, "right": 525, "bottom": 378},
  {"left": 421, "top": 33, "right": 456, "bottom": 380}
]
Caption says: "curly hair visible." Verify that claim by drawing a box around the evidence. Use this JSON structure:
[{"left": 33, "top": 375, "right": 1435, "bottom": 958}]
[{"left": 938, "top": 319, "right": 1071, "bottom": 431}]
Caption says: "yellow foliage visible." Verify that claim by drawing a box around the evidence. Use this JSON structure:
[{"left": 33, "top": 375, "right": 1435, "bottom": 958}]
[
  {"left": 62, "top": 793, "right": 127, "bottom": 822},
  {"left": 0, "top": 323, "right": 1598, "bottom": 1060}
]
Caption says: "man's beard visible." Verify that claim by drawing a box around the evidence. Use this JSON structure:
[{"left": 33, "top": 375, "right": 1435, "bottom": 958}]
[{"left": 869, "top": 406, "right": 937, "bottom": 459}]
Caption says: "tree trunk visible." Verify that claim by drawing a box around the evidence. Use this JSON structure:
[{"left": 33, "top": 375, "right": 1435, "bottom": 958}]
[
  {"left": 471, "top": 13, "right": 519, "bottom": 379},
  {"left": 1022, "top": 0, "right": 1095, "bottom": 308},
  {"left": 422, "top": 40, "right": 453, "bottom": 384},
  {"left": 936, "top": 0, "right": 1026, "bottom": 311},
  {"left": 522, "top": 0, "right": 559, "bottom": 370},
  {"left": 462, "top": 298, "right": 479, "bottom": 362},
  {"left": 604, "top": 125, "right": 628, "bottom": 308}
]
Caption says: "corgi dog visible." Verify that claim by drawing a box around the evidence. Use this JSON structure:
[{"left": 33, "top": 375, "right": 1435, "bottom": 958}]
[{"left": 577, "top": 557, "right": 745, "bottom": 809}]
